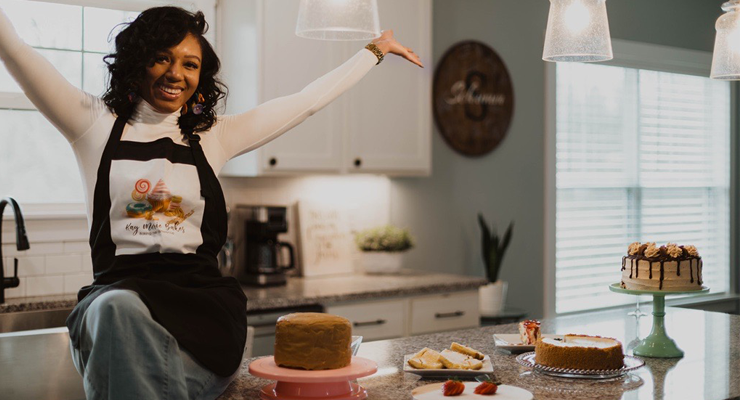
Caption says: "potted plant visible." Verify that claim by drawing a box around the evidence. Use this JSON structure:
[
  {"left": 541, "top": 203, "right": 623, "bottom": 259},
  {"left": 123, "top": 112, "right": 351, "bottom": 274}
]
[
  {"left": 355, "top": 225, "right": 415, "bottom": 274},
  {"left": 478, "top": 214, "right": 513, "bottom": 316}
]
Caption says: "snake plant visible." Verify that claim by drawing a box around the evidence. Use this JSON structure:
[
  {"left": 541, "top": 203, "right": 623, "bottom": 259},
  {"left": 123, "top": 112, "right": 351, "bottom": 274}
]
[{"left": 477, "top": 214, "right": 513, "bottom": 283}]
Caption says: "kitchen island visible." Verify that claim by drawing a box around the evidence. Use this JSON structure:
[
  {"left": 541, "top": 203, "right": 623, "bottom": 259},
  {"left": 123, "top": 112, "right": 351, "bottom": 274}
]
[{"left": 220, "top": 306, "right": 740, "bottom": 400}]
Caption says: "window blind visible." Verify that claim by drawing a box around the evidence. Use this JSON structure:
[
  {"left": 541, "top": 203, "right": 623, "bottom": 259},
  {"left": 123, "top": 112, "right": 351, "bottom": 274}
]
[{"left": 555, "top": 63, "right": 730, "bottom": 314}]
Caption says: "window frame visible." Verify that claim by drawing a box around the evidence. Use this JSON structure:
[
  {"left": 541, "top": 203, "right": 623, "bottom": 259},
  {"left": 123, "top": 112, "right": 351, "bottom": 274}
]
[
  {"left": 544, "top": 39, "right": 738, "bottom": 317},
  {"left": 0, "top": 0, "right": 216, "bottom": 222}
]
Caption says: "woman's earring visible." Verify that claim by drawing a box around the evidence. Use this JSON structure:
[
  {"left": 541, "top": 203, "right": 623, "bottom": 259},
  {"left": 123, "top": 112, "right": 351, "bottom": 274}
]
[
  {"left": 127, "top": 91, "right": 138, "bottom": 103},
  {"left": 192, "top": 93, "right": 205, "bottom": 115}
]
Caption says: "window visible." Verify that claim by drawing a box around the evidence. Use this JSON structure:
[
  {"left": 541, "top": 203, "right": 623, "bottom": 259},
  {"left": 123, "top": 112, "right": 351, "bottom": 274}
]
[
  {"left": 547, "top": 40, "right": 731, "bottom": 315},
  {"left": 0, "top": 0, "right": 140, "bottom": 207}
]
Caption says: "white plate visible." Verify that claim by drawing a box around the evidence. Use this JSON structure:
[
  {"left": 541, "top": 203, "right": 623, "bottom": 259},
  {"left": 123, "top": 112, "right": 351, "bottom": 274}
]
[
  {"left": 403, "top": 354, "right": 494, "bottom": 378},
  {"left": 412, "top": 382, "right": 533, "bottom": 400},
  {"left": 493, "top": 334, "right": 563, "bottom": 353}
]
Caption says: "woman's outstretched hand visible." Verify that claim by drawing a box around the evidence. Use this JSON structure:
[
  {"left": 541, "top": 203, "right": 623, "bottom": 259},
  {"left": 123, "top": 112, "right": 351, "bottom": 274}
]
[{"left": 371, "top": 30, "right": 423, "bottom": 68}]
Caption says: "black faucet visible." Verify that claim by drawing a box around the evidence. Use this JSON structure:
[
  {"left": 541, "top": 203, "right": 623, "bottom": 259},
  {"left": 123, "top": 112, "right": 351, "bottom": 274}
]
[{"left": 0, "top": 197, "right": 30, "bottom": 304}]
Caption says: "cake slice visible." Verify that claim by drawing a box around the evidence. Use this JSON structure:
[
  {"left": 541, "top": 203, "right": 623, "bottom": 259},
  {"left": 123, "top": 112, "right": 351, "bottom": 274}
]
[
  {"left": 518, "top": 320, "right": 541, "bottom": 345},
  {"left": 439, "top": 349, "right": 483, "bottom": 370},
  {"left": 407, "top": 348, "right": 443, "bottom": 369},
  {"left": 450, "top": 342, "right": 485, "bottom": 360}
]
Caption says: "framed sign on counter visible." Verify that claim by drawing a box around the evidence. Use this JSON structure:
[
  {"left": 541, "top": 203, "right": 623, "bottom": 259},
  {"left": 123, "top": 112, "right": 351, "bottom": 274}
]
[
  {"left": 433, "top": 41, "right": 514, "bottom": 157},
  {"left": 295, "top": 199, "right": 355, "bottom": 277}
]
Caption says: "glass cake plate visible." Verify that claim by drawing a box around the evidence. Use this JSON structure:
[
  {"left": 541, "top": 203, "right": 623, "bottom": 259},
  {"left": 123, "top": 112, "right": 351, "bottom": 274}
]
[
  {"left": 351, "top": 336, "right": 363, "bottom": 356},
  {"left": 516, "top": 352, "right": 644, "bottom": 379}
]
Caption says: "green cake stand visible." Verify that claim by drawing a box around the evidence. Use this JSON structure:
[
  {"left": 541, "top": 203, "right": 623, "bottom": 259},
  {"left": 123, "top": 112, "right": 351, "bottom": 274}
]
[{"left": 609, "top": 283, "right": 709, "bottom": 358}]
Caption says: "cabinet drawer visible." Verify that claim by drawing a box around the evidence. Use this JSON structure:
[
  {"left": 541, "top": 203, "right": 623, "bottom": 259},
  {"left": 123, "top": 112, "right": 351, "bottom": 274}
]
[
  {"left": 410, "top": 291, "right": 479, "bottom": 335},
  {"left": 326, "top": 299, "right": 406, "bottom": 341}
]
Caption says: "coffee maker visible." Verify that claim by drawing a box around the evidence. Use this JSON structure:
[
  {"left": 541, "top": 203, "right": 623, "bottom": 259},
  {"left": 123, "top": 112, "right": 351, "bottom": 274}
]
[{"left": 232, "top": 205, "right": 295, "bottom": 286}]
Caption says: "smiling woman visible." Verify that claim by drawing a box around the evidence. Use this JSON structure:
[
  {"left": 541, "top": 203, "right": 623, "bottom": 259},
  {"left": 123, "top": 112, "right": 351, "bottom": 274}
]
[
  {"left": 0, "top": 1, "right": 423, "bottom": 399},
  {"left": 142, "top": 36, "right": 202, "bottom": 113},
  {"left": 134, "top": 35, "right": 203, "bottom": 112},
  {"left": 103, "top": 7, "right": 225, "bottom": 133}
]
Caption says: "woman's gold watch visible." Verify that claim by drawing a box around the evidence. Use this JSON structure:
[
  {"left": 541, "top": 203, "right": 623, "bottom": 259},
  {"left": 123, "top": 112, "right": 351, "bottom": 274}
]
[{"left": 365, "top": 43, "right": 384, "bottom": 65}]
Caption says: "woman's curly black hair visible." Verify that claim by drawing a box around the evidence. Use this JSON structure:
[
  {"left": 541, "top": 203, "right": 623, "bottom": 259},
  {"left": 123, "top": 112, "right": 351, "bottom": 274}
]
[{"left": 102, "top": 6, "right": 227, "bottom": 134}]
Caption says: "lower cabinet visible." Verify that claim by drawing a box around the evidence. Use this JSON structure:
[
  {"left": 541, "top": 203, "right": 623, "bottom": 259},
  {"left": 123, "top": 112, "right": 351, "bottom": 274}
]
[
  {"left": 409, "top": 291, "right": 480, "bottom": 335},
  {"left": 326, "top": 299, "right": 406, "bottom": 341},
  {"left": 325, "top": 290, "right": 480, "bottom": 341}
]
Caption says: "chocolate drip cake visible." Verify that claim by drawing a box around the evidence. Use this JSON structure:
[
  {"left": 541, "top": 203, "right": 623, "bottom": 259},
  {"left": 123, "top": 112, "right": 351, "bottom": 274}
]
[{"left": 621, "top": 242, "right": 703, "bottom": 291}]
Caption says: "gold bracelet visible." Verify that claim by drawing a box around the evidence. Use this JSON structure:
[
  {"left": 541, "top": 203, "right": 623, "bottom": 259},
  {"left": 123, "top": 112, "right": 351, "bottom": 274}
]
[{"left": 365, "top": 43, "right": 384, "bottom": 65}]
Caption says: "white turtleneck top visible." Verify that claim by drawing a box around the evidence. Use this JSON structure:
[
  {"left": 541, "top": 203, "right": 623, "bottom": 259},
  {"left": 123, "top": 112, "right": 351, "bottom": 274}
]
[{"left": 0, "top": 8, "right": 377, "bottom": 224}]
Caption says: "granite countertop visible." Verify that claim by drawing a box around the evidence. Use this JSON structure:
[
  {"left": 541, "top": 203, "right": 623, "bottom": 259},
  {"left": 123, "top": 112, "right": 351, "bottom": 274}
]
[
  {"left": 0, "top": 271, "right": 487, "bottom": 314},
  {"left": 220, "top": 306, "right": 740, "bottom": 400},
  {"left": 0, "top": 294, "right": 78, "bottom": 313},
  {"left": 243, "top": 270, "right": 488, "bottom": 312}
]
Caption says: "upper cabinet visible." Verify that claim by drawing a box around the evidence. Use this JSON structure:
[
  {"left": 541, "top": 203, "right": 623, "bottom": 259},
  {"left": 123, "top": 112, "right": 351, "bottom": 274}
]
[
  {"left": 345, "top": 0, "right": 432, "bottom": 176},
  {"left": 217, "top": 0, "right": 432, "bottom": 177}
]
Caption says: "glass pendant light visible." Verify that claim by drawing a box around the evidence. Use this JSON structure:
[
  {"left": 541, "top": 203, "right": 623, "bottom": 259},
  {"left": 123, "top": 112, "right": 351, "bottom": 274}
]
[
  {"left": 543, "top": 0, "right": 613, "bottom": 62},
  {"left": 711, "top": 0, "right": 740, "bottom": 79},
  {"left": 296, "top": 0, "right": 381, "bottom": 41}
]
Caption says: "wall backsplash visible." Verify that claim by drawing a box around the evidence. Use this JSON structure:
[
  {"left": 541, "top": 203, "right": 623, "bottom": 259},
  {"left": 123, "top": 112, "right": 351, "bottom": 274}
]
[
  {"left": 2, "top": 241, "right": 93, "bottom": 299},
  {"left": 1, "top": 174, "right": 391, "bottom": 300},
  {"left": 221, "top": 174, "right": 392, "bottom": 276}
]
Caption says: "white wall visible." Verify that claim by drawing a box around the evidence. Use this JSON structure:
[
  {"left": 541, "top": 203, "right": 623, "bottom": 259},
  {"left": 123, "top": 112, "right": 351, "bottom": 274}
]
[{"left": 390, "top": 0, "right": 720, "bottom": 318}]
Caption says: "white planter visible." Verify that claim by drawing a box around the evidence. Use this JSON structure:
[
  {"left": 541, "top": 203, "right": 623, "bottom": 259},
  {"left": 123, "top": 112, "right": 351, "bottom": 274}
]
[
  {"left": 479, "top": 281, "right": 508, "bottom": 317},
  {"left": 361, "top": 252, "right": 405, "bottom": 274}
]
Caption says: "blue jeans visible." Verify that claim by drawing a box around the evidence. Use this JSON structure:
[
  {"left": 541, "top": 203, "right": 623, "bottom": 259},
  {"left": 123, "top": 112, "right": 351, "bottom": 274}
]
[{"left": 69, "top": 289, "right": 242, "bottom": 400}]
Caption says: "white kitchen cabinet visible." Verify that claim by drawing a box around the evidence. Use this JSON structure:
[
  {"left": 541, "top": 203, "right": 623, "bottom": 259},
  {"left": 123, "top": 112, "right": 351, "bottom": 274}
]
[
  {"left": 218, "top": 0, "right": 431, "bottom": 177},
  {"left": 325, "top": 290, "right": 479, "bottom": 341},
  {"left": 346, "top": 0, "right": 432, "bottom": 175},
  {"left": 409, "top": 291, "right": 480, "bottom": 335},
  {"left": 326, "top": 298, "right": 406, "bottom": 341}
]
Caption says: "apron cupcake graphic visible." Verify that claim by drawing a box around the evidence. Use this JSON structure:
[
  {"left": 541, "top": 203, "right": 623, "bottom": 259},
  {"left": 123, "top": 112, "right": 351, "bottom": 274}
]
[
  {"left": 147, "top": 179, "right": 172, "bottom": 212},
  {"left": 125, "top": 179, "right": 192, "bottom": 223}
]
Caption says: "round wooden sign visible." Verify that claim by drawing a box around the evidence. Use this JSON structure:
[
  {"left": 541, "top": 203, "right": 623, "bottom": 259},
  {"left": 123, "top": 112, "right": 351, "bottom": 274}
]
[{"left": 433, "top": 41, "right": 514, "bottom": 157}]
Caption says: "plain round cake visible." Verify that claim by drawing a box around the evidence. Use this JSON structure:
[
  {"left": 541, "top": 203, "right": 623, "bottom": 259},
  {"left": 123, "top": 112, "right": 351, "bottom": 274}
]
[
  {"left": 535, "top": 334, "right": 624, "bottom": 370},
  {"left": 621, "top": 242, "right": 703, "bottom": 291},
  {"left": 274, "top": 312, "right": 352, "bottom": 370}
]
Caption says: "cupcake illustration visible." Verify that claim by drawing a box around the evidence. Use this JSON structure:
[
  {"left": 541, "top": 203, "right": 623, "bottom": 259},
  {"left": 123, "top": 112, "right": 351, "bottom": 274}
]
[{"left": 147, "top": 179, "right": 172, "bottom": 212}]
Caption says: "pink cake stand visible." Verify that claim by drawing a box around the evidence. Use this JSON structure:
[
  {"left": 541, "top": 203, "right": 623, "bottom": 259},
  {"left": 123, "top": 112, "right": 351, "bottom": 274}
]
[{"left": 249, "top": 356, "right": 378, "bottom": 400}]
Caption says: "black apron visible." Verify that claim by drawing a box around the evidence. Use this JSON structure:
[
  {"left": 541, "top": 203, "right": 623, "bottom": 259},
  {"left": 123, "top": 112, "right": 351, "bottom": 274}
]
[{"left": 66, "top": 115, "right": 248, "bottom": 377}]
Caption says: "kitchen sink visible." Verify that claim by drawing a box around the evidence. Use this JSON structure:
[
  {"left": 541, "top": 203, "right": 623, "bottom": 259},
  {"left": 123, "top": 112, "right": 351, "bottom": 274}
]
[
  {"left": 0, "top": 308, "right": 73, "bottom": 333},
  {"left": 0, "top": 308, "right": 84, "bottom": 400}
]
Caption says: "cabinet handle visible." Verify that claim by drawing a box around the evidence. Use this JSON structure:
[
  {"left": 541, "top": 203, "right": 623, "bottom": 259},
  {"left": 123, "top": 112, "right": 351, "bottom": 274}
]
[
  {"left": 269, "top": 157, "right": 277, "bottom": 167},
  {"left": 435, "top": 311, "right": 464, "bottom": 319},
  {"left": 354, "top": 158, "right": 362, "bottom": 167},
  {"left": 353, "top": 319, "right": 386, "bottom": 327}
]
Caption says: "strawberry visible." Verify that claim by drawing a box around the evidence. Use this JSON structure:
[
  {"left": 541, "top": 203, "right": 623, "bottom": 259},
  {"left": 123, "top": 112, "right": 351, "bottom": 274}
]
[
  {"left": 442, "top": 379, "right": 465, "bottom": 396},
  {"left": 474, "top": 381, "right": 498, "bottom": 395}
]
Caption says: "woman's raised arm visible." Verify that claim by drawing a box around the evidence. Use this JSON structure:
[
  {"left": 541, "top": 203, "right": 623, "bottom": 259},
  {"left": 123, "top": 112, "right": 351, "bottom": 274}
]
[
  {"left": 0, "top": 8, "right": 105, "bottom": 143},
  {"left": 216, "top": 48, "right": 375, "bottom": 160},
  {"left": 216, "top": 30, "right": 422, "bottom": 160}
]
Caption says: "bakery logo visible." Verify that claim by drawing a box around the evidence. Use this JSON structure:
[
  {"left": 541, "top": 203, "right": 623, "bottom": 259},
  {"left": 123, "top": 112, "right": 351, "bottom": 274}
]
[{"left": 124, "top": 178, "right": 194, "bottom": 236}]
